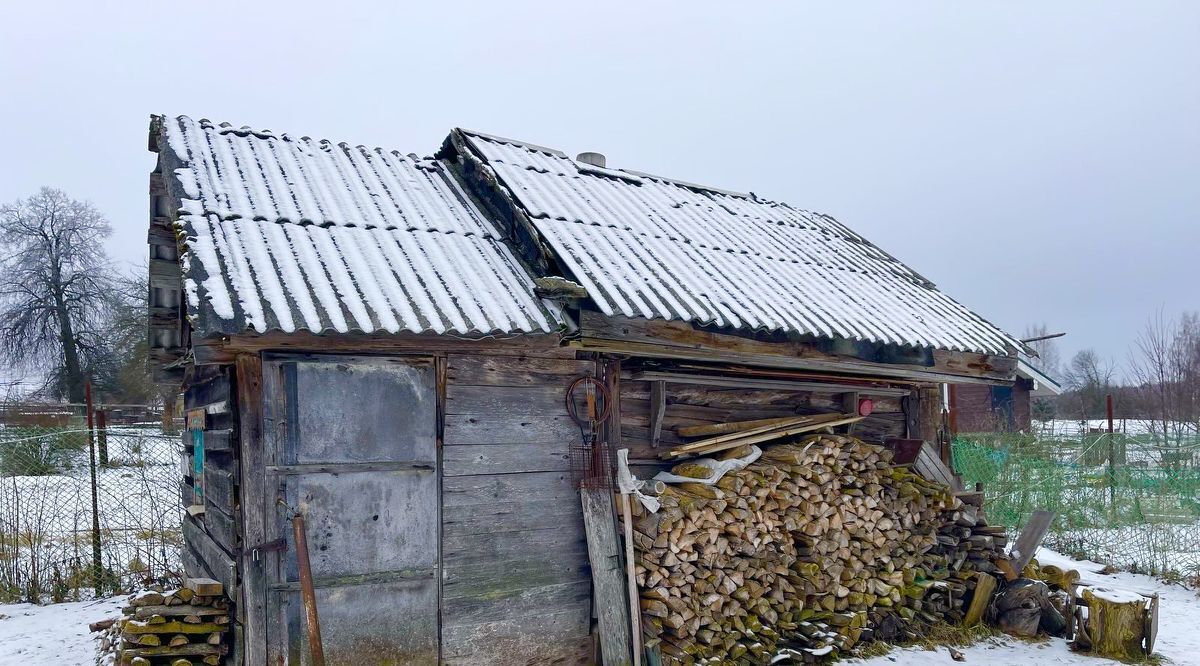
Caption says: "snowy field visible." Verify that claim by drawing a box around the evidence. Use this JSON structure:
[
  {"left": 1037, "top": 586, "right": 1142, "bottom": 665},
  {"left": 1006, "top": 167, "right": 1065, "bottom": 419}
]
[
  {"left": 0, "top": 550, "right": 1196, "bottom": 665},
  {"left": 0, "top": 426, "right": 182, "bottom": 596},
  {"left": 0, "top": 595, "right": 123, "bottom": 665},
  {"left": 1038, "top": 418, "right": 1198, "bottom": 437}
]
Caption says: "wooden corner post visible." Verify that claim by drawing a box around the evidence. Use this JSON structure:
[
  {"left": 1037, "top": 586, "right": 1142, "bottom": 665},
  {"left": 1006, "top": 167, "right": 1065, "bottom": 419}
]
[{"left": 235, "top": 354, "right": 267, "bottom": 666}]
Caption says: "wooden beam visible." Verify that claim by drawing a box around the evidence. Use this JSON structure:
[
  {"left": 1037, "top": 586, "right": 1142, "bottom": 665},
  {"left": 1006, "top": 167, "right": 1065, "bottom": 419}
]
[
  {"left": 149, "top": 258, "right": 181, "bottom": 279},
  {"left": 147, "top": 224, "right": 177, "bottom": 244},
  {"left": 605, "top": 358, "right": 622, "bottom": 451},
  {"left": 963, "top": 572, "right": 998, "bottom": 627},
  {"left": 577, "top": 312, "right": 1017, "bottom": 385},
  {"left": 840, "top": 392, "right": 860, "bottom": 435},
  {"left": 580, "top": 487, "right": 633, "bottom": 665},
  {"left": 630, "top": 370, "right": 912, "bottom": 397},
  {"left": 194, "top": 329, "right": 571, "bottom": 365},
  {"left": 665, "top": 414, "right": 862, "bottom": 459},
  {"left": 677, "top": 417, "right": 800, "bottom": 439},
  {"left": 1010, "top": 510, "right": 1055, "bottom": 574},
  {"left": 649, "top": 380, "right": 666, "bottom": 448},
  {"left": 919, "top": 386, "right": 942, "bottom": 447},
  {"left": 148, "top": 306, "right": 179, "bottom": 329},
  {"left": 234, "top": 354, "right": 266, "bottom": 666},
  {"left": 904, "top": 391, "right": 920, "bottom": 440}
]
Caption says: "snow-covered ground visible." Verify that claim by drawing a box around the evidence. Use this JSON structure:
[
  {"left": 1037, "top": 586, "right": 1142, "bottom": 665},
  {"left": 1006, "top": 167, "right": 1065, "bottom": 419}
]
[
  {"left": 851, "top": 548, "right": 1200, "bottom": 665},
  {"left": 0, "top": 549, "right": 1196, "bottom": 664},
  {"left": 1037, "top": 418, "right": 1196, "bottom": 439},
  {"left": 0, "top": 595, "right": 123, "bottom": 665}
]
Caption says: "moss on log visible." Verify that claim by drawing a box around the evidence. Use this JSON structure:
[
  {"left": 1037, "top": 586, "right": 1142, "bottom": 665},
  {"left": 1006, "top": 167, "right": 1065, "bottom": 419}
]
[{"left": 1080, "top": 587, "right": 1147, "bottom": 660}]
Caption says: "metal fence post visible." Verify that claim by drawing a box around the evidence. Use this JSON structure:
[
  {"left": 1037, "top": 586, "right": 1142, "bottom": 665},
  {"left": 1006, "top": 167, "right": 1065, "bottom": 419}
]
[
  {"left": 1106, "top": 394, "right": 1115, "bottom": 519},
  {"left": 96, "top": 409, "right": 108, "bottom": 467},
  {"left": 85, "top": 382, "right": 102, "bottom": 595}
]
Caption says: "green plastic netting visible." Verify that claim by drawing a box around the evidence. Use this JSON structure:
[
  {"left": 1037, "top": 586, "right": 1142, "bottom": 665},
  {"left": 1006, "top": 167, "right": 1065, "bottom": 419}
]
[{"left": 953, "top": 427, "right": 1200, "bottom": 577}]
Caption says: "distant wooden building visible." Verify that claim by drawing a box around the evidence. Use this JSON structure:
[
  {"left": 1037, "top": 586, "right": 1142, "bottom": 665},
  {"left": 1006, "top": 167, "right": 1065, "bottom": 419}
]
[
  {"left": 951, "top": 359, "right": 1061, "bottom": 432},
  {"left": 147, "top": 116, "right": 1026, "bottom": 664}
]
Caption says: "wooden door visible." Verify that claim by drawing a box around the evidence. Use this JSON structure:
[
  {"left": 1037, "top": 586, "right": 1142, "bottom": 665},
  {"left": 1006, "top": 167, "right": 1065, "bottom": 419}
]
[{"left": 262, "top": 355, "right": 439, "bottom": 664}]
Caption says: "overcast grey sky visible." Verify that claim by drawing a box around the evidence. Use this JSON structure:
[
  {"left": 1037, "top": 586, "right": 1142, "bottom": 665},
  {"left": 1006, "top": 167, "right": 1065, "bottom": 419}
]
[{"left": 1, "top": 2, "right": 1196, "bottom": 373}]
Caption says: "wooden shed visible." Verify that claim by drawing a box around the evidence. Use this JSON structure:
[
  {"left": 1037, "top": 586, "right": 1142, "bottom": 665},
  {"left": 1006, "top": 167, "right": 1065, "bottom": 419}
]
[
  {"left": 147, "top": 116, "right": 1026, "bottom": 664},
  {"left": 950, "top": 359, "right": 1062, "bottom": 432}
]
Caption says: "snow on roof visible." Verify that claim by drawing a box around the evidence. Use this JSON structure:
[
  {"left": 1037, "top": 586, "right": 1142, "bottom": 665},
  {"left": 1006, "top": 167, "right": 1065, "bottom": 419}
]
[
  {"left": 1017, "top": 359, "right": 1063, "bottom": 396},
  {"left": 156, "top": 116, "right": 568, "bottom": 338},
  {"left": 459, "top": 129, "right": 1024, "bottom": 356}
]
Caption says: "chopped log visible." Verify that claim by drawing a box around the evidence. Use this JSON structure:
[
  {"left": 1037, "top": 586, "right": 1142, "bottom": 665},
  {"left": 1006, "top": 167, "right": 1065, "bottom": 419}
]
[
  {"left": 184, "top": 578, "right": 223, "bottom": 596},
  {"left": 122, "top": 632, "right": 162, "bottom": 646},
  {"left": 120, "top": 643, "right": 227, "bottom": 658},
  {"left": 122, "top": 620, "right": 226, "bottom": 634},
  {"left": 165, "top": 587, "right": 194, "bottom": 604},
  {"left": 127, "top": 605, "right": 228, "bottom": 620},
  {"left": 993, "top": 555, "right": 1019, "bottom": 582},
  {"left": 963, "top": 573, "right": 997, "bottom": 627},
  {"left": 1077, "top": 586, "right": 1149, "bottom": 660},
  {"left": 628, "top": 431, "right": 1007, "bottom": 663},
  {"left": 129, "top": 592, "right": 165, "bottom": 607},
  {"left": 90, "top": 618, "right": 117, "bottom": 632}
]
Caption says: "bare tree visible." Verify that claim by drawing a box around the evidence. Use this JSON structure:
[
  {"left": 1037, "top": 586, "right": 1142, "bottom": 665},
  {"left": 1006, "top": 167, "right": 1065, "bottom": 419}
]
[
  {"left": 1128, "top": 309, "right": 1200, "bottom": 461},
  {"left": 95, "top": 267, "right": 161, "bottom": 406},
  {"left": 1062, "top": 349, "right": 1116, "bottom": 420},
  {"left": 0, "top": 188, "right": 115, "bottom": 403}
]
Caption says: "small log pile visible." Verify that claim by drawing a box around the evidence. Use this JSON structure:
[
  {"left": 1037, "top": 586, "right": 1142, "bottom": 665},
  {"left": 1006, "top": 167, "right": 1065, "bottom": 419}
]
[
  {"left": 1020, "top": 557, "right": 1160, "bottom": 659},
  {"left": 628, "top": 433, "right": 1007, "bottom": 663},
  {"left": 99, "top": 578, "right": 231, "bottom": 666}
]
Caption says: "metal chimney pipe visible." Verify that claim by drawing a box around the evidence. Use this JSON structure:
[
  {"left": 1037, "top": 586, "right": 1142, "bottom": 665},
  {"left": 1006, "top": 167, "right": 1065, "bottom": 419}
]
[{"left": 576, "top": 152, "right": 606, "bottom": 168}]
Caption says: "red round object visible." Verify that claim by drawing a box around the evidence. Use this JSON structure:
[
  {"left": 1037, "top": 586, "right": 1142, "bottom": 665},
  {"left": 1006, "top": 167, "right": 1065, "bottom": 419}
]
[{"left": 857, "top": 398, "right": 874, "bottom": 417}]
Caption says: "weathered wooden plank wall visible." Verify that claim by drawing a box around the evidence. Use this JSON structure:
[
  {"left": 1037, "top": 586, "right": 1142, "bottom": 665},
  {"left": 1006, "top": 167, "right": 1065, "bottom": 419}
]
[
  {"left": 181, "top": 365, "right": 240, "bottom": 606},
  {"left": 619, "top": 375, "right": 909, "bottom": 470},
  {"left": 440, "top": 353, "right": 594, "bottom": 665}
]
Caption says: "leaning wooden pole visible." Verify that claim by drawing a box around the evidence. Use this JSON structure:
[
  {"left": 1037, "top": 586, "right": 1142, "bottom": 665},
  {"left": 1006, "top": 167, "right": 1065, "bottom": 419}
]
[
  {"left": 291, "top": 512, "right": 326, "bottom": 666},
  {"left": 620, "top": 492, "right": 642, "bottom": 666}
]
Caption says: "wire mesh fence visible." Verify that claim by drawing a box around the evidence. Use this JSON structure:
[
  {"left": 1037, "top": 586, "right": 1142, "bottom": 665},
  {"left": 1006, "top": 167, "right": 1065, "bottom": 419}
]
[
  {"left": 954, "top": 419, "right": 1200, "bottom": 578},
  {"left": 0, "top": 413, "right": 183, "bottom": 602}
]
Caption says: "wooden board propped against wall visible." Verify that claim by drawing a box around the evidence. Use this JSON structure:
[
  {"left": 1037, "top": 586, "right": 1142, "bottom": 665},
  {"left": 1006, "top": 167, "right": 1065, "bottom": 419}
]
[{"left": 581, "top": 487, "right": 632, "bottom": 665}]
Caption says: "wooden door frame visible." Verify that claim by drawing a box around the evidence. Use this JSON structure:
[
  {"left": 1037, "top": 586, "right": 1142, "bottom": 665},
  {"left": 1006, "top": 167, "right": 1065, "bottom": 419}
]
[{"left": 246, "top": 351, "right": 441, "bottom": 664}]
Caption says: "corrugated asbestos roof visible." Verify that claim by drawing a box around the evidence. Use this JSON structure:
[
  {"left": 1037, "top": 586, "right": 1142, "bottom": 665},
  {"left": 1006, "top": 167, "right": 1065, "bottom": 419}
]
[
  {"left": 459, "top": 130, "right": 1023, "bottom": 356},
  {"left": 158, "top": 116, "right": 568, "bottom": 338}
]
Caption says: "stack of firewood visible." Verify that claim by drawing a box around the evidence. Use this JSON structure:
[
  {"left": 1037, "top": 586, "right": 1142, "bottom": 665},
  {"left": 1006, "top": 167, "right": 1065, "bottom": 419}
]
[
  {"left": 98, "top": 578, "right": 231, "bottom": 666},
  {"left": 628, "top": 432, "right": 1005, "bottom": 663}
]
